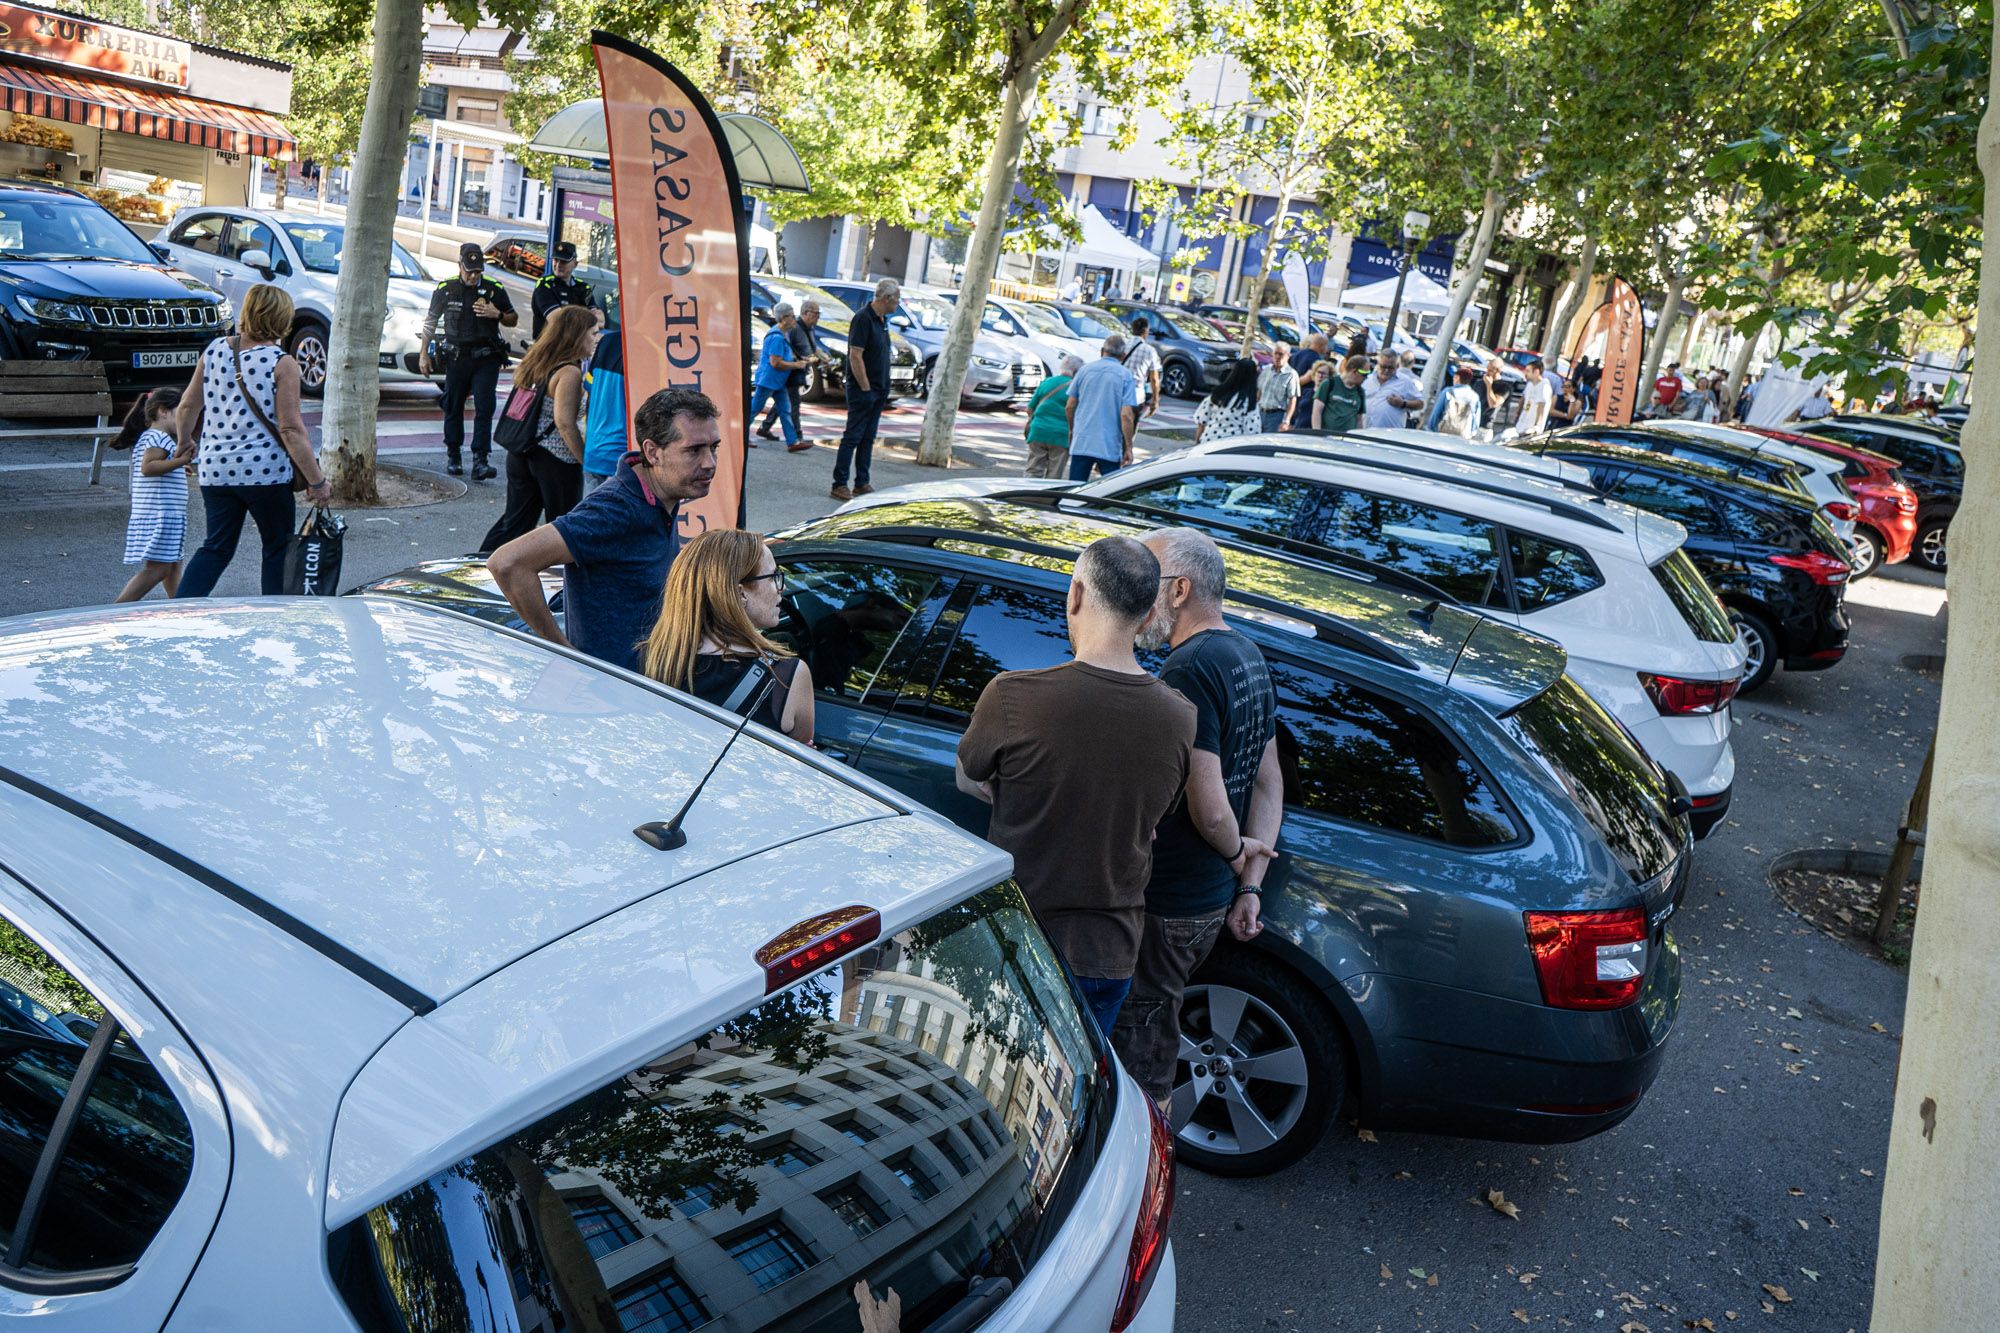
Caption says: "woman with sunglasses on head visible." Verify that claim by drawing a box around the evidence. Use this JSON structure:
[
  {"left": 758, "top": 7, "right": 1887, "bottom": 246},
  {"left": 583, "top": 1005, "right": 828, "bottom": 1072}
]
[{"left": 641, "top": 529, "right": 815, "bottom": 745}]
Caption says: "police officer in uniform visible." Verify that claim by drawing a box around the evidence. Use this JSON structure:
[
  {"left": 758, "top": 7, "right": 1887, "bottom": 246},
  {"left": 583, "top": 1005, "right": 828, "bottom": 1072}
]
[
  {"left": 531, "top": 240, "right": 596, "bottom": 340},
  {"left": 420, "top": 241, "right": 518, "bottom": 479}
]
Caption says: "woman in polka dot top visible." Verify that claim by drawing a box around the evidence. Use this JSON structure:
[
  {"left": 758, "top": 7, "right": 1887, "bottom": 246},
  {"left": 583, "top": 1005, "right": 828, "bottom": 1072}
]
[{"left": 172, "top": 284, "right": 333, "bottom": 597}]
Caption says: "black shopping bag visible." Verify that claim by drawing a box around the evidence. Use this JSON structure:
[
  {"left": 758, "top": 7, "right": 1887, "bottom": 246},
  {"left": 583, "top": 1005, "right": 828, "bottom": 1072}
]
[{"left": 284, "top": 506, "right": 346, "bottom": 596}]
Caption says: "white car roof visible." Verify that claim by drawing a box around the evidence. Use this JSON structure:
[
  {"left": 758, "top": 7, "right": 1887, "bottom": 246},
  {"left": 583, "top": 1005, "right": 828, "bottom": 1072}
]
[
  {"left": 1116, "top": 443, "right": 1681, "bottom": 563},
  {"left": 0, "top": 598, "right": 947, "bottom": 1007}
]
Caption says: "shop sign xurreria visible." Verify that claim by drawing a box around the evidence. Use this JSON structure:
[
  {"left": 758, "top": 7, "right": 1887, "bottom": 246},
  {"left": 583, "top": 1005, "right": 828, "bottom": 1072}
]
[{"left": 0, "top": 3, "right": 192, "bottom": 89}]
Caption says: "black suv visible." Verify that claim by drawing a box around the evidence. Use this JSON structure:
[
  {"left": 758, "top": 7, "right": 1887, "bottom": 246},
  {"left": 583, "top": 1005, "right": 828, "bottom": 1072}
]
[
  {"left": 1524, "top": 439, "right": 1851, "bottom": 692},
  {"left": 1096, "top": 299, "right": 1238, "bottom": 398},
  {"left": 0, "top": 179, "right": 229, "bottom": 396},
  {"left": 1553, "top": 424, "right": 1814, "bottom": 501},
  {"left": 1799, "top": 418, "right": 1963, "bottom": 571}
]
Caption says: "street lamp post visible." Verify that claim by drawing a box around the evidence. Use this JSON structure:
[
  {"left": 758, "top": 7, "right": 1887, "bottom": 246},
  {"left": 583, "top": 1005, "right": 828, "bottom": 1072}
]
[{"left": 1379, "top": 208, "right": 1431, "bottom": 358}]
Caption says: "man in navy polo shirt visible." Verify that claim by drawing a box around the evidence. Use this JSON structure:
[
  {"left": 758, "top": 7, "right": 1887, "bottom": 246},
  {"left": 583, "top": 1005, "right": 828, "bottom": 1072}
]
[{"left": 489, "top": 387, "right": 720, "bottom": 672}]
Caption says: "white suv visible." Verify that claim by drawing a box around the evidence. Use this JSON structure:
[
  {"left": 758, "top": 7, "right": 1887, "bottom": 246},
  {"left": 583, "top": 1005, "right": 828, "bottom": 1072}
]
[
  {"left": 155, "top": 206, "right": 437, "bottom": 395},
  {"left": 845, "top": 435, "right": 1746, "bottom": 831},
  {"left": 0, "top": 598, "right": 1174, "bottom": 1331}
]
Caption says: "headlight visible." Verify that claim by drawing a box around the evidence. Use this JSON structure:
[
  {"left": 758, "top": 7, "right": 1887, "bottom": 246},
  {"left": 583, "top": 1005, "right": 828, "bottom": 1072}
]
[
  {"left": 215, "top": 297, "right": 235, "bottom": 325},
  {"left": 16, "top": 294, "right": 87, "bottom": 324},
  {"left": 974, "top": 355, "right": 1007, "bottom": 370}
]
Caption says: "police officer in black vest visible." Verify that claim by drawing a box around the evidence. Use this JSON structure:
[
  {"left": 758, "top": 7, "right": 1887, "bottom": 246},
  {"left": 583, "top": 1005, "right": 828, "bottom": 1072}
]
[
  {"left": 531, "top": 240, "right": 596, "bottom": 339},
  {"left": 420, "top": 241, "right": 518, "bottom": 479}
]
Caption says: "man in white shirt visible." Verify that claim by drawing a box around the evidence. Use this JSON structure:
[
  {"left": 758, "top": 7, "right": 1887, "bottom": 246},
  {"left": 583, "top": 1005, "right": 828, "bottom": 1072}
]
[
  {"left": 1517, "top": 359, "right": 1554, "bottom": 434},
  {"left": 1061, "top": 275, "right": 1083, "bottom": 302},
  {"left": 1362, "top": 350, "right": 1424, "bottom": 429},
  {"left": 1790, "top": 383, "right": 1833, "bottom": 422},
  {"left": 1123, "top": 316, "right": 1163, "bottom": 417},
  {"left": 1437, "top": 366, "right": 1484, "bottom": 438}
]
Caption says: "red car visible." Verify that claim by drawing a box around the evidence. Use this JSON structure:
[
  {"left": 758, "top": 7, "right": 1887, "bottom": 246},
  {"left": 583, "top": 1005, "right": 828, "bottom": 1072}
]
[{"left": 1742, "top": 425, "right": 1918, "bottom": 576}]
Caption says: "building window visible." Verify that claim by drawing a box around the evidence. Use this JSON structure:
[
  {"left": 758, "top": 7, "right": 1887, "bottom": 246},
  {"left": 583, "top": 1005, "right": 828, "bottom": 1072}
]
[
  {"left": 773, "top": 1088, "right": 812, "bottom": 1110},
  {"left": 673, "top": 1180, "right": 715, "bottom": 1217},
  {"left": 454, "top": 97, "right": 500, "bottom": 126},
  {"left": 830, "top": 1115, "right": 877, "bottom": 1145},
  {"left": 766, "top": 1141, "right": 822, "bottom": 1176},
  {"left": 727, "top": 1222, "right": 815, "bottom": 1290},
  {"left": 891, "top": 1156, "right": 939, "bottom": 1202},
  {"left": 567, "top": 1196, "right": 639, "bottom": 1260},
  {"left": 416, "top": 84, "right": 446, "bottom": 119},
  {"left": 932, "top": 1133, "right": 973, "bottom": 1177},
  {"left": 880, "top": 1099, "right": 923, "bottom": 1126},
  {"left": 615, "top": 1269, "right": 709, "bottom": 1333},
  {"left": 821, "top": 1182, "right": 890, "bottom": 1237}
]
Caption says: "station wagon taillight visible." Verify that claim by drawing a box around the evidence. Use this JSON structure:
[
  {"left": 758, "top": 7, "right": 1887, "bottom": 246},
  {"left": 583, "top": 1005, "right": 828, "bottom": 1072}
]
[
  {"left": 1769, "top": 550, "right": 1851, "bottom": 585},
  {"left": 1524, "top": 909, "right": 1648, "bottom": 1009},
  {"left": 1638, "top": 672, "right": 1739, "bottom": 716},
  {"left": 1112, "top": 1091, "right": 1176, "bottom": 1330},
  {"left": 755, "top": 906, "right": 881, "bottom": 993}
]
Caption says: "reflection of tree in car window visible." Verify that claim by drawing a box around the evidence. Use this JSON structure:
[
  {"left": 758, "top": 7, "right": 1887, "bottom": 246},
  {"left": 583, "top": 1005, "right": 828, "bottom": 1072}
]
[{"left": 774, "top": 562, "right": 935, "bottom": 699}]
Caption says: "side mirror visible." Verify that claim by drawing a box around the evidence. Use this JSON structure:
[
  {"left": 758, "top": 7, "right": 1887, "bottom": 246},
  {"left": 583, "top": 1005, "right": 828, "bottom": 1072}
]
[
  {"left": 240, "top": 248, "right": 275, "bottom": 277},
  {"left": 150, "top": 243, "right": 172, "bottom": 262}
]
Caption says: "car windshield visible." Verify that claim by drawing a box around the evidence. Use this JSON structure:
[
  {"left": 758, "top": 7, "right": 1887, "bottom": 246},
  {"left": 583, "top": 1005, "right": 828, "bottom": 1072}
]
[
  {"left": 1010, "top": 301, "right": 1073, "bottom": 339},
  {"left": 1055, "top": 305, "right": 1124, "bottom": 338},
  {"left": 1153, "top": 310, "right": 1223, "bottom": 341},
  {"left": 1502, "top": 676, "right": 1682, "bottom": 884},
  {"left": 771, "top": 283, "right": 856, "bottom": 322},
  {"left": 279, "top": 222, "right": 426, "bottom": 280},
  {"left": 1650, "top": 550, "right": 1737, "bottom": 645},
  {"left": 0, "top": 194, "right": 157, "bottom": 264},
  {"left": 898, "top": 294, "right": 953, "bottom": 331},
  {"left": 335, "top": 882, "right": 1111, "bottom": 1333}
]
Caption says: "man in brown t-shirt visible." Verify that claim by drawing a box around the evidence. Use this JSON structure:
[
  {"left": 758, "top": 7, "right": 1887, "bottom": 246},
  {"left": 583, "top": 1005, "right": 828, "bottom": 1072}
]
[{"left": 956, "top": 536, "right": 1196, "bottom": 1035}]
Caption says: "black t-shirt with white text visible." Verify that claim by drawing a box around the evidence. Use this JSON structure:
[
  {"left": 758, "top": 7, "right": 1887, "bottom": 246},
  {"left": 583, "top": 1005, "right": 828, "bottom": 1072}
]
[{"left": 1147, "top": 629, "right": 1277, "bottom": 916}]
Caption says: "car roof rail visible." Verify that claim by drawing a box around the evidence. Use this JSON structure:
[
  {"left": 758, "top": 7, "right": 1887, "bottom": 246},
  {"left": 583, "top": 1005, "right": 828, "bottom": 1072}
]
[
  {"left": 981, "top": 488, "right": 1462, "bottom": 604},
  {"left": 1205, "top": 439, "right": 1624, "bottom": 532},
  {"left": 840, "top": 522, "right": 1419, "bottom": 669}
]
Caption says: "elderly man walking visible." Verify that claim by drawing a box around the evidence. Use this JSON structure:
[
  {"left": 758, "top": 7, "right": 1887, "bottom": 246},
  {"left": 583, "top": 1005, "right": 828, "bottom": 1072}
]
[
  {"left": 1065, "top": 334, "right": 1140, "bottom": 481},
  {"left": 1364, "top": 350, "right": 1425, "bottom": 429},
  {"left": 1113, "top": 528, "right": 1284, "bottom": 1111},
  {"left": 832, "top": 278, "right": 900, "bottom": 501},
  {"left": 956, "top": 535, "right": 1196, "bottom": 1035}
]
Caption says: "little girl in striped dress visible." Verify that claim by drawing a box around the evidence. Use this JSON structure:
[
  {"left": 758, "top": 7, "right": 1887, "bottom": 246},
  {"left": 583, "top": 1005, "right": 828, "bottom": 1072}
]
[{"left": 114, "top": 388, "right": 193, "bottom": 602}]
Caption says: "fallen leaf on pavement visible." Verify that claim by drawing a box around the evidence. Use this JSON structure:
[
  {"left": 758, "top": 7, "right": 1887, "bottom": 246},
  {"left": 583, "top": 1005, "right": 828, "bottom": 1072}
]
[
  {"left": 1428, "top": 1272, "right": 1440, "bottom": 1287},
  {"left": 1687, "top": 1320, "right": 1716, "bottom": 1331},
  {"left": 1620, "top": 1323, "right": 1650, "bottom": 1333},
  {"left": 1409, "top": 1267, "right": 1428, "bottom": 1280},
  {"left": 1861, "top": 1168, "right": 1875, "bottom": 1177},
  {"left": 1763, "top": 1284, "right": 1792, "bottom": 1303},
  {"left": 1725, "top": 1314, "right": 1739, "bottom": 1322},
  {"left": 1380, "top": 1263, "right": 1394, "bottom": 1280},
  {"left": 1789, "top": 1187, "right": 1805, "bottom": 1196},
  {"left": 1613, "top": 1215, "right": 1632, "bottom": 1229},
  {"left": 1800, "top": 1269, "right": 1820, "bottom": 1282},
  {"left": 1761, "top": 1302, "right": 1776, "bottom": 1314},
  {"left": 1513, "top": 1310, "right": 1529, "bottom": 1324},
  {"left": 1357, "top": 1128, "right": 1378, "bottom": 1143},
  {"left": 1393, "top": 1170, "right": 1413, "bottom": 1180},
  {"left": 1796, "top": 1219, "right": 1810, "bottom": 1230},
  {"left": 1520, "top": 1272, "right": 1539, "bottom": 1285},
  {"left": 1781, "top": 1042, "right": 1802, "bottom": 1052},
  {"left": 1869, "top": 1022, "right": 1888, "bottom": 1033},
  {"left": 1489, "top": 1188, "right": 1521, "bottom": 1220}
]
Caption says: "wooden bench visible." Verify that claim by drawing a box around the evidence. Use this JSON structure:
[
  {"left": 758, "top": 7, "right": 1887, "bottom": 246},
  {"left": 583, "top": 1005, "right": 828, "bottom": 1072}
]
[{"left": 0, "top": 360, "right": 120, "bottom": 484}]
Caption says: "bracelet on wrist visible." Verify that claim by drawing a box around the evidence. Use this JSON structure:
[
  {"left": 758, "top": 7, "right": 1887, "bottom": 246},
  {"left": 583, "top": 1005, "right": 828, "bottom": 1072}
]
[{"left": 1233, "top": 885, "right": 1261, "bottom": 898}]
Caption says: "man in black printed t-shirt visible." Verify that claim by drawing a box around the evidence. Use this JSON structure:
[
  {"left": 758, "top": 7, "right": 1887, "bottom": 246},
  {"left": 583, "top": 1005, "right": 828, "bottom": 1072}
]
[{"left": 1111, "top": 527, "right": 1284, "bottom": 1108}]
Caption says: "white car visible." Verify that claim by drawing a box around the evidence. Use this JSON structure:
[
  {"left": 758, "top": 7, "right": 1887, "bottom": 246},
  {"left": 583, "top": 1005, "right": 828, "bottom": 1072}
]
[
  {"left": 843, "top": 435, "right": 1746, "bottom": 830},
  {"left": 1645, "top": 420, "right": 1860, "bottom": 543},
  {"left": 155, "top": 207, "right": 437, "bottom": 395},
  {"left": 0, "top": 597, "right": 1174, "bottom": 1331},
  {"left": 989, "top": 294, "right": 1102, "bottom": 370}
]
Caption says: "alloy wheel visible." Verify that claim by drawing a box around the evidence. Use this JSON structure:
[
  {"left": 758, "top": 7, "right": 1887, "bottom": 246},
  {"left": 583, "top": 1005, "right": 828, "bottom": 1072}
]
[
  {"left": 292, "top": 327, "right": 329, "bottom": 395},
  {"left": 1161, "top": 362, "right": 1193, "bottom": 399},
  {"left": 1733, "top": 614, "right": 1769, "bottom": 683},
  {"left": 1918, "top": 521, "right": 1948, "bottom": 571},
  {"left": 1172, "top": 982, "right": 1312, "bottom": 1158},
  {"left": 1847, "top": 528, "right": 1880, "bottom": 579}
]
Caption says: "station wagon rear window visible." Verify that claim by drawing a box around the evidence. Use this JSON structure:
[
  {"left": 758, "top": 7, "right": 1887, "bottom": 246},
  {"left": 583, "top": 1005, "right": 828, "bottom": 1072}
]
[
  {"left": 334, "top": 882, "right": 1109, "bottom": 1333},
  {"left": 1650, "top": 550, "right": 1737, "bottom": 644}
]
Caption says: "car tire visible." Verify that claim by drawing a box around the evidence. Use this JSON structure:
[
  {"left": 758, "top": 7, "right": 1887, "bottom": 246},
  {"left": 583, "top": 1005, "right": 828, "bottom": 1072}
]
[
  {"left": 1847, "top": 526, "right": 1882, "bottom": 580},
  {"left": 1915, "top": 515, "right": 1949, "bottom": 572},
  {"left": 287, "top": 320, "right": 331, "bottom": 398},
  {"left": 1728, "top": 604, "right": 1780, "bottom": 695},
  {"left": 1173, "top": 947, "right": 1345, "bottom": 1178},
  {"left": 1160, "top": 360, "right": 1194, "bottom": 400},
  {"left": 917, "top": 359, "right": 935, "bottom": 400}
]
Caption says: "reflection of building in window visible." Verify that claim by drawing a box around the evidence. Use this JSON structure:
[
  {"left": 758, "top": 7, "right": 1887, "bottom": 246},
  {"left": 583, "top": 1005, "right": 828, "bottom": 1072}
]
[
  {"left": 567, "top": 1195, "right": 639, "bottom": 1259},
  {"left": 890, "top": 1155, "right": 941, "bottom": 1201},
  {"left": 615, "top": 1268, "right": 708, "bottom": 1332},
  {"left": 727, "top": 1221, "right": 816, "bottom": 1290},
  {"left": 821, "top": 1181, "right": 889, "bottom": 1237},
  {"left": 765, "top": 1141, "right": 822, "bottom": 1176}
]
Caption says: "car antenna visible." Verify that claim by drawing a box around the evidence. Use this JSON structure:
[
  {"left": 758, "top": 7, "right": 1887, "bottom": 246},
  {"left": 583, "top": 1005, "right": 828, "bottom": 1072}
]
[{"left": 634, "top": 672, "right": 778, "bottom": 852}]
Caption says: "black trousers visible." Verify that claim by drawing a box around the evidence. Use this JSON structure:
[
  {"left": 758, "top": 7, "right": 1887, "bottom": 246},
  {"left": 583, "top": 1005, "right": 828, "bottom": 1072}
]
[
  {"left": 835, "top": 390, "right": 886, "bottom": 487},
  {"left": 178, "top": 483, "right": 296, "bottom": 597},
  {"left": 481, "top": 446, "right": 583, "bottom": 552},
  {"left": 440, "top": 353, "right": 503, "bottom": 462}
]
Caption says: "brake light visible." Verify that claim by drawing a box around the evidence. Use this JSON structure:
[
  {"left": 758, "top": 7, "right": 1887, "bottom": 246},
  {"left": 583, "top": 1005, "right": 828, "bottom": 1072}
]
[
  {"left": 1638, "top": 672, "right": 1739, "bottom": 715},
  {"left": 1524, "top": 909, "right": 1649, "bottom": 1010},
  {"left": 1111, "top": 1094, "right": 1176, "bottom": 1330},
  {"left": 755, "top": 906, "right": 882, "bottom": 993},
  {"left": 1769, "top": 550, "right": 1850, "bottom": 585},
  {"left": 1825, "top": 501, "right": 1858, "bottom": 521}
]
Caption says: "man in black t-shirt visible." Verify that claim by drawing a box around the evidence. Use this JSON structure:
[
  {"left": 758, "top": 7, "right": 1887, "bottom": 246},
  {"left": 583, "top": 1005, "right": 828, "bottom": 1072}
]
[
  {"left": 832, "top": 278, "right": 899, "bottom": 502},
  {"left": 1111, "top": 528, "right": 1284, "bottom": 1107}
]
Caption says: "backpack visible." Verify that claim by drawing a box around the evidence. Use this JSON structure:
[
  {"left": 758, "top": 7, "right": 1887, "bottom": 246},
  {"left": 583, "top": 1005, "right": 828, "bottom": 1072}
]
[{"left": 494, "top": 380, "right": 550, "bottom": 454}]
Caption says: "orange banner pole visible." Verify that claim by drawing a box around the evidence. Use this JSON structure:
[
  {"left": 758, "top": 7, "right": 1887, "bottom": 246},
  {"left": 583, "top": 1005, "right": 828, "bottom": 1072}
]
[
  {"left": 1564, "top": 276, "right": 1647, "bottom": 425},
  {"left": 591, "top": 32, "right": 749, "bottom": 536}
]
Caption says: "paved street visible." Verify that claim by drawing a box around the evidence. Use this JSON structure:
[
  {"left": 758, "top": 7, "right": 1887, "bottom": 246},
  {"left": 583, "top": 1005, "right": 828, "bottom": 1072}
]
[{"left": 0, "top": 402, "right": 1940, "bottom": 1329}]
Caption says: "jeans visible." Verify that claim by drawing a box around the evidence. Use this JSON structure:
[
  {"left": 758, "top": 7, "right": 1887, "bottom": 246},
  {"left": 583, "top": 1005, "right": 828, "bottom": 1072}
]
[
  {"left": 1260, "top": 408, "right": 1287, "bottom": 433},
  {"left": 760, "top": 380, "right": 804, "bottom": 434},
  {"left": 1111, "top": 908, "right": 1226, "bottom": 1103},
  {"left": 440, "top": 353, "right": 503, "bottom": 462},
  {"left": 1067, "top": 452, "right": 1121, "bottom": 482},
  {"left": 178, "top": 483, "right": 296, "bottom": 598},
  {"left": 749, "top": 381, "right": 800, "bottom": 447},
  {"left": 583, "top": 469, "right": 613, "bottom": 493},
  {"left": 1073, "top": 975, "right": 1133, "bottom": 1039},
  {"left": 481, "top": 446, "right": 583, "bottom": 553},
  {"left": 834, "top": 390, "right": 885, "bottom": 487}
]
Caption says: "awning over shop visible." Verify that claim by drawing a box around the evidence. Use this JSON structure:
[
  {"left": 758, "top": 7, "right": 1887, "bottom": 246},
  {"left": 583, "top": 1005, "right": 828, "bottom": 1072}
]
[{"left": 0, "top": 62, "right": 295, "bottom": 160}]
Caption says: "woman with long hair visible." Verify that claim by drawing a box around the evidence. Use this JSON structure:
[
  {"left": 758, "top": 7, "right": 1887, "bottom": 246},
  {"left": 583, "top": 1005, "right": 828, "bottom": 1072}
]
[
  {"left": 174, "top": 283, "right": 331, "bottom": 597},
  {"left": 1194, "top": 356, "right": 1262, "bottom": 443},
  {"left": 642, "top": 529, "right": 816, "bottom": 745},
  {"left": 480, "top": 304, "right": 598, "bottom": 552}
]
